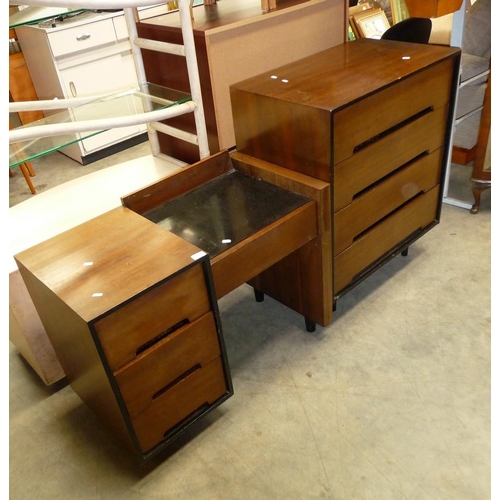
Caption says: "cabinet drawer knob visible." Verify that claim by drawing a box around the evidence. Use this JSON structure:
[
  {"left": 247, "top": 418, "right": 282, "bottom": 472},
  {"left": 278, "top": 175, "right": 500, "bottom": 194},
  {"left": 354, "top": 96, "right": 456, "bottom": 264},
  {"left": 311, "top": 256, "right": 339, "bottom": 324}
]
[{"left": 76, "top": 33, "right": 91, "bottom": 41}]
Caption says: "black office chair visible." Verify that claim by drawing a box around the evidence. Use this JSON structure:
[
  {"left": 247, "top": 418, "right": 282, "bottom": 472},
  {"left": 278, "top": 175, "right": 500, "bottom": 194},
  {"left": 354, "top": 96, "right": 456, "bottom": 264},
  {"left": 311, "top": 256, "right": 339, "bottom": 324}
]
[{"left": 381, "top": 17, "right": 432, "bottom": 44}]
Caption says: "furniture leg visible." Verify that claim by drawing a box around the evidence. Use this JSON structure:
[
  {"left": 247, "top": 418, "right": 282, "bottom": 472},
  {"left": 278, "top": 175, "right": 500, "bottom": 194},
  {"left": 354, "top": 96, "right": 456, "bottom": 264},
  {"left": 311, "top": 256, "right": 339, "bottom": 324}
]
[
  {"left": 254, "top": 288, "right": 265, "bottom": 302},
  {"left": 305, "top": 318, "right": 316, "bottom": 332},
  {"left": 470, "top": 181, "right": 491, "bottom": 214},
  {"left": 18, "top": 162, "right": 36, "bottom": 194}
]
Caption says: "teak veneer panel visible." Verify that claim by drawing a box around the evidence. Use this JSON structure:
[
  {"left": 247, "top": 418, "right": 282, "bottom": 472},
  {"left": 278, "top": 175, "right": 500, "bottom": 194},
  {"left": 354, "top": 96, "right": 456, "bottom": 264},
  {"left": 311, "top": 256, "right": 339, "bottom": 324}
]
[
  {"left": 94, "top": 264, "right": 211, "bottom": 372},
  {"left": 14, "top": 207, "right": 232, "bottom": 460},
  {"left": 123, "top": 150, "right": 333, "bottom": 326},
  {"left": 231, "top": 38, "right": 460, "bottom": 302},
  {"left": 332, "top": 57, "right": 454, "bottom": 164},
  {"left": 231, "top": 39, "right": 460, "bottom": 181},
  {"left": 15, "top": 207, "right": 204, "bottom": 323},
  {"left": 334, "top": 150, "right": 442, "bottom": 255},
  {"left": 114, "top": 312, "right": 220, "bottom": 417},
  {"left": 334, "top": 187, "right": 440, "bottom": 294},
  {"left": 333, "top": 108, "right": 448, "bottom": 212},
  {"left": 231, "top": 152, "right": 332, "bottom": 326},
  {"left": 131, "top": 357, "right": 228, "bottom": 453},
  {"left": 210, "top": 201, "right": 317, "bottom": 298}
]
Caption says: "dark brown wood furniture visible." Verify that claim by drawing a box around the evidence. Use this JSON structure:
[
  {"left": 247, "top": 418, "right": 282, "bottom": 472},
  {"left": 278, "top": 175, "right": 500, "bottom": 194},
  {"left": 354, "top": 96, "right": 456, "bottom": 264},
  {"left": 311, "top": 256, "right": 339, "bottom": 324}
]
[
  {"left": 136, "top": 0, "right": 346, "bottom": 163},
  {"left": 15, "top": 206, "right": 233, "bottom": 462},
  {"left": 122, "top": 149, "right": 333, "bottom": 330},
  {"left": 230, "top": 38, "right": 461, "bottom": 305},
  {"left": 14, "top": 149, "right": 332, "bottom": 460}
]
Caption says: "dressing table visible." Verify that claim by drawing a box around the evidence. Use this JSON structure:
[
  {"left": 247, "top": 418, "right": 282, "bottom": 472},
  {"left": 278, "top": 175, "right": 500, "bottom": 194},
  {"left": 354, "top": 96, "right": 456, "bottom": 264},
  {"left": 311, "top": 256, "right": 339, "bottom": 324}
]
[{"left": 14, "top": 149, "right": 331, "bottom": 461}]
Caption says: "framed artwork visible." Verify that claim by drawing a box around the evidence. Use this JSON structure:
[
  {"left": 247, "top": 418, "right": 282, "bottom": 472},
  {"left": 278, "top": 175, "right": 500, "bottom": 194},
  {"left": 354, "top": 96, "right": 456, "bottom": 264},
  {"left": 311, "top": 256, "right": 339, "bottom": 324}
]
[
  {"left": 389, "top": 0, "right": 410, "bottom": 24},
  {"left": 353, "top": 8, "right": 391, "bottom": 39},
  {"left": 349, "top": 15, "right": 360, "bottom": 40}
]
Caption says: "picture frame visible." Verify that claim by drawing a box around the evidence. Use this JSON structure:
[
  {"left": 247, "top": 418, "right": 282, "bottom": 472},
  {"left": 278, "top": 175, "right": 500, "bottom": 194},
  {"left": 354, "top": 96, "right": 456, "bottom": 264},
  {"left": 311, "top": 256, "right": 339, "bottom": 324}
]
[
  {"left": 389, "top": 0, "right": 410, "bottom": 24},
  {"left": 353, "top": 8, "right": 391, "bottom": 39},
  {"left": 349, "top": 16, "right": 360, "bottom": 40}
]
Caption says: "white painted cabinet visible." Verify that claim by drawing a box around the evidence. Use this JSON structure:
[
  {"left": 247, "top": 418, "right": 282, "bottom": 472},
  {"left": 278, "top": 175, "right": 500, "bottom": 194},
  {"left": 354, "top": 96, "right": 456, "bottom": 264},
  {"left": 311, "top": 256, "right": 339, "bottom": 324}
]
[{"left": 16, "top": 10, "right": 146, "bottom": 164}]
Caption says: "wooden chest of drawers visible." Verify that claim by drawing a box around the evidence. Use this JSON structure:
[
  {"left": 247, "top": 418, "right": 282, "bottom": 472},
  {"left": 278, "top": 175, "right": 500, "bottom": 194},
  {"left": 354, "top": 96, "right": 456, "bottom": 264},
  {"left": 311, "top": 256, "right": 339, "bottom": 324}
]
[
  {"left": 14, "top": 206, "right": 232, "bottom": 461},
  {"left": 230, "top": 38, "right": 461, "bottom": 303}
]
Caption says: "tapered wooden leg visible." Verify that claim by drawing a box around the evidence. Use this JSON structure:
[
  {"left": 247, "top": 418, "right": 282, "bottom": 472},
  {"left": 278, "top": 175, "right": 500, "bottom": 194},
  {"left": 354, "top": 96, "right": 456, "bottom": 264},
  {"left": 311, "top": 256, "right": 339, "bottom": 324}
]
[
  {"left": 19, "top": 163, "right": 36, "bottom": 194},
  {"left": 254, "top": 288, "right": 265, "bottom": 302},
  {"left": 25, "top": 160, "right": 36, "bottom": 177}
]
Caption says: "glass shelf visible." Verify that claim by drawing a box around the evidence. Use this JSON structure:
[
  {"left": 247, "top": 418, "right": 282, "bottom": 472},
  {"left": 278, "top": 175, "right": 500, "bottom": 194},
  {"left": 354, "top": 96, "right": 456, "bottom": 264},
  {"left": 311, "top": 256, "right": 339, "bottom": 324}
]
[
  {"left": 9, "top": 84, "right": 192, "bottom": 169},
  {"left": 9, "top": 6, "right": 88, "bottom": 29}
]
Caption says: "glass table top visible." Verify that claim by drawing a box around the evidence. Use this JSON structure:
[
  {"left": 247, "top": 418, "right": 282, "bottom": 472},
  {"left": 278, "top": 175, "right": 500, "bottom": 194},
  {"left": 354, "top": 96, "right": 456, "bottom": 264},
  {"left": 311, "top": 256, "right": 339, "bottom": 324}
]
[
  {"left": 9, "top": 83, "right": 191, "bottom": 168},
  {"left": 142, "top": 170, "right": 311, "bottom": 258}
]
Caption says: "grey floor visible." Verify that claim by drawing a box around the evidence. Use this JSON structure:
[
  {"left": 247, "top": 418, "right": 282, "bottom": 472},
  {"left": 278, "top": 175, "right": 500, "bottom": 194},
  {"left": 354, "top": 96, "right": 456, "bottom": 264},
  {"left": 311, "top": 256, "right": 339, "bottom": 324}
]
[{"left": 9, "top": 143, "right": 491, "bottom": 499}]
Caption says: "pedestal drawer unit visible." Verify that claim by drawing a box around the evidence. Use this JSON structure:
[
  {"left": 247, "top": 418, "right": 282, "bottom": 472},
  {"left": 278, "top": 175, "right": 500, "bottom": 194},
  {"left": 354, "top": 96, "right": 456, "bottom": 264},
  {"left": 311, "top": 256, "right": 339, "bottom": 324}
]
[
  {"left": 14, "top": 206, "right": 233, "bottom": 462},
  {"left": 230, "top": 38, "right": 461, "bottom": 305}
]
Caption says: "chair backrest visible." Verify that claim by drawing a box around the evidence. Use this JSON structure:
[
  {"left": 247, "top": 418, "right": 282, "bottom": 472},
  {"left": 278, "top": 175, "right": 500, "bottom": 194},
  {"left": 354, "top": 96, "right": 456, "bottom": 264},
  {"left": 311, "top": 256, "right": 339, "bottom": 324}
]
[{"left": 381, "top": 17, "right": 432, "bottom": 44}]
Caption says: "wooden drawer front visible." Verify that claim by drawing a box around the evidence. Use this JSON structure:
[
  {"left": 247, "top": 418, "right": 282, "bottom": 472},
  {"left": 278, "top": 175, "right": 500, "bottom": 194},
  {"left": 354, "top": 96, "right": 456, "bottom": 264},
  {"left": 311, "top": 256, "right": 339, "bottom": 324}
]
[
  {"left": 333, "top": 58, "right": 454, "bottom": 165},
  {"left": 333, "top": 106, "right": 448, "bottom": 213},
  {"left": 334, "top": 149, "right": 442, "bottom": 255},
  {"left": 131, "top": 357, "right": 227, "bottom": 453},
  {"left": 94, "top": 264, "right": 211, "bottom": 372},
  {"left": 114, "top": 313, "right": 220, "bottom": 417},
  {"left": 49, "top": 19, "right": 117, "bottom": 57},
  {"left": 334, "top": 186, "right": 440, "bottom": 294}
]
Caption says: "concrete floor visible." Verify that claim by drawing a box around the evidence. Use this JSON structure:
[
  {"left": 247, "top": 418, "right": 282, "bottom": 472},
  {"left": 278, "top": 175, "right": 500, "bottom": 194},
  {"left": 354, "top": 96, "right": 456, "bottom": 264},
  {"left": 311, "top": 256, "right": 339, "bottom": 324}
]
[{"left": 9, "top": 143, "right": 491, "bottom": 499}]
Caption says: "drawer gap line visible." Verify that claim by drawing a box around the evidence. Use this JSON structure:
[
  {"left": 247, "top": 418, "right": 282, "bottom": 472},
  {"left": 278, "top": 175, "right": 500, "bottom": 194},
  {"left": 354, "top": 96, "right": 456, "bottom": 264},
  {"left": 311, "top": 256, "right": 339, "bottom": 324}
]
[
  {"left": 352, "top": 191, "right": 426, "bottom": 243},
  {"left": 352, "top": 107, "right": 434, "bottom": 154},
  {"left": 135, "top": 318, "right": 189, "bottom": 355},
  {"left": 352, "top": 150, "right": 430, "bottom": 202},
  {"left": 162, "top": 403, "right": 210, "bottom": 439},
  {"left": 345, "top": 228, "right": 424, "bottom": 292},
  {"left": 152, "top": 363, "right": 202, "bottom": 400}
]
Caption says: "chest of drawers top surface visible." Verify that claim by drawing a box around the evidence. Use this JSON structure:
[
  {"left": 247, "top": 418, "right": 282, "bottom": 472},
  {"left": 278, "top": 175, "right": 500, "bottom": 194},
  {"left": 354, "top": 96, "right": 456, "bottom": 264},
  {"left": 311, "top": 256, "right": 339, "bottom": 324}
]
[
  {"left": 14, "top": 206, "right": 204, "bottom": 322},
  {"left": 231, "top": 38, "right": 460, "bottom": 111}
]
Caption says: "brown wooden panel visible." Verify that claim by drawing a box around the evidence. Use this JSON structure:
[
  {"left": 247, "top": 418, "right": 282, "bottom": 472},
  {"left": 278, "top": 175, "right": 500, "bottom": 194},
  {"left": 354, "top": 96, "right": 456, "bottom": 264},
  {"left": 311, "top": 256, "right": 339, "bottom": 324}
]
[
  {"left": 334, "top": 186, "right": 440, "bottom": 294},
  {"left": 132, "top": 357, "right": 227, "bottom": 453},
  {"left": 451, "top": 145, "right": 476, "bottom": 165},
  {"left": 231, "top": 88, "right": 333, "bottom": 182},
  {"left": 333, "top": 106, "right": 448, "bottom": 212},
  {"left": 16, "top": 262, "right": 134, "bottom": 450},
  {"left": 114, "top": 312, "right": 220, "bottom": 417},
  {"left": 231, "top": 40, "right": 459, "bottom": 182},
  {"left": 94, "top": 264, "right": 210, "bottom": 372},
  {"left": 14, "top": 207, "right": 204, "bottom": 323},
  {"left": 211, "top": 201, "right": 317, "bottom": 299},
  {"left": 334, "top": 149, "right": 442, "bottom": 255},
  {"left": 231, "top": 152, "right": 333, "bottom": 326},
  {"left": 333, "top": 58, "right": 454, "bottom": 164},
  {"left": 137, "top": 22, "right": 219, "bottom": 163},
  {"left": 121, "top": 150, "right": 233, "bottom": 214}
]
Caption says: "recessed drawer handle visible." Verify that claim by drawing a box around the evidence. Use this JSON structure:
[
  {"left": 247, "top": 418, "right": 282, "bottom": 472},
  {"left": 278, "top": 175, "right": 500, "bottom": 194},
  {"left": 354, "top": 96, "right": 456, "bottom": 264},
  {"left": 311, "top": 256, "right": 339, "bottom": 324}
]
[
  {"left": 353, "top": 106, "right": 434, "bottom": 154},
  {"left": 76, "top": 33, "right": 91, "bottom": 41},
  {"left": 353, "top": 191, "right": 425, "bottom": 243},
  {"left": 152, "top": 364, "right": 202, "bottom": 400},
  {"left": 135, "top": 318, "right": 189, "bottom": 355},
  {"left": 163, "top": 403, "right": 210, "bottom": 439}
]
